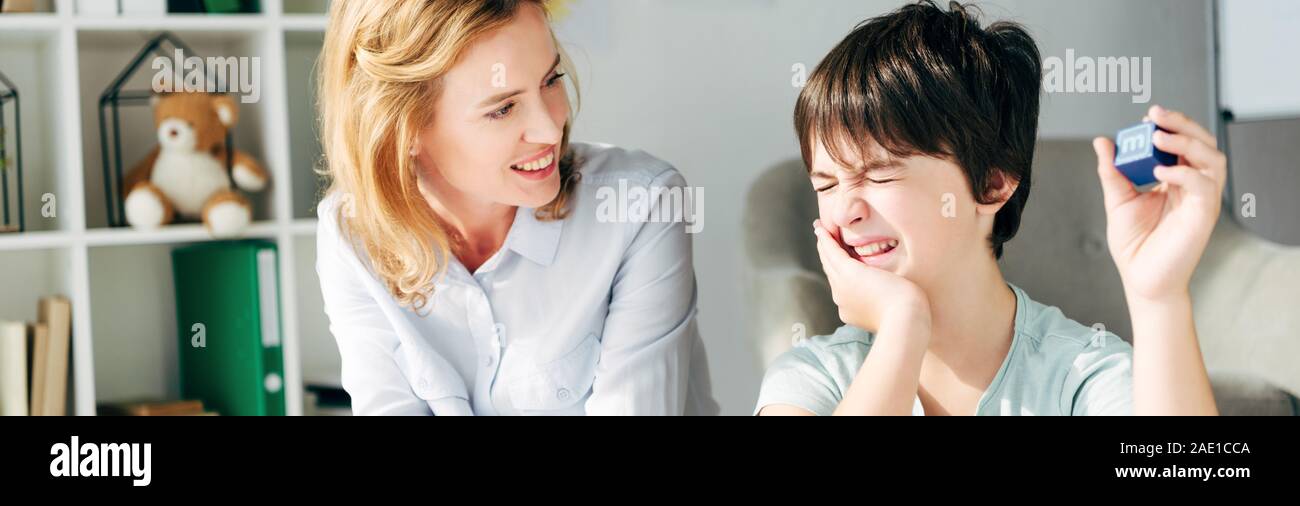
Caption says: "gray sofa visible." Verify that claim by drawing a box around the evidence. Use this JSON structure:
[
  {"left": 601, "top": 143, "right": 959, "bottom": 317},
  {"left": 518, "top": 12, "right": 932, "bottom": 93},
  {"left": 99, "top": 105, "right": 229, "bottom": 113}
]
[{"left": 743, "top": 140, "right": 1299, "bottom": 415}]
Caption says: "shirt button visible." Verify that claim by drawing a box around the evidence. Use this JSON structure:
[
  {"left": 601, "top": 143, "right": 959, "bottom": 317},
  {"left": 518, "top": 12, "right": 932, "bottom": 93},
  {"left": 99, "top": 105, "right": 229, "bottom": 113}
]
[
  {"left": 483, "top": 355, "right": 495, "bottom": 368},
  {"left": 556, "top": 388, "right": 570, "bottom": 401},
  {"left": 418, "top": 378, "right": 430, "bottom": 392}
]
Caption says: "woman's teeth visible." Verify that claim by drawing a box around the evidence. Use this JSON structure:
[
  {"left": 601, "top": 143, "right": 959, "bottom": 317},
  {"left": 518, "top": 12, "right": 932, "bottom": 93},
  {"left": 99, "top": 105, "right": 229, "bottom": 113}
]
[
  {"left": 512, "top": 152, "right": 554, "bottom": 172},
  {"left": 854, "top": 239, "right": 898, "bottom": 257}
]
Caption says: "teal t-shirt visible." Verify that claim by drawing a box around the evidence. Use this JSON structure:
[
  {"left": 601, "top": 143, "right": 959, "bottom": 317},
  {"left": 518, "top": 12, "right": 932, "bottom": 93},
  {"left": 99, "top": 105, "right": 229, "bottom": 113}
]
[{"left": 755, "top": 284, "right": 1133, "bottom": 416}]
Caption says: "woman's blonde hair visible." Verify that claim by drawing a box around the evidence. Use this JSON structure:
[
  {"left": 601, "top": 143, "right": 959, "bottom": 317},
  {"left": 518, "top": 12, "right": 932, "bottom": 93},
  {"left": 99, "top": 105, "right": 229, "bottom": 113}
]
[{"left": 318, "top": 0, "right": 580, "bottom": 312}]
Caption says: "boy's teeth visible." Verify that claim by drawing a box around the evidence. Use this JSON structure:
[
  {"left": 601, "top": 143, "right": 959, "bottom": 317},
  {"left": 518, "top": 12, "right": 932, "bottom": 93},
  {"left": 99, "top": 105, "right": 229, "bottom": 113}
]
[{"left": 854, "top": 239, "right": 898, "bottom": 257}]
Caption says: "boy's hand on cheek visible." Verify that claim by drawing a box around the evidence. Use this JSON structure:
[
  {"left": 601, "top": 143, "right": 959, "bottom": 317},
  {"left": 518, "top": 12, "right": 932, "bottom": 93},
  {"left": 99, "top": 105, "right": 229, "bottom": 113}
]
[
  {"left": 1093, "top": 105, "right": 1227, "bottom": 302},
  {"left": 813, "top": 220, "right": 931, "bottom": 335}
]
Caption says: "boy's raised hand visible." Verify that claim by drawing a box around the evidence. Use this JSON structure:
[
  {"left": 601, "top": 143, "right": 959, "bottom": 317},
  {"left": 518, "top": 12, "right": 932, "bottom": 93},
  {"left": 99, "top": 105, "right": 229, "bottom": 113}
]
[
  {"left": 1094, "top": 105, "right": 1223, "bottom": 415},
  {"left": 1093, "top": 105, "right": 1227, "bottom": 301}
]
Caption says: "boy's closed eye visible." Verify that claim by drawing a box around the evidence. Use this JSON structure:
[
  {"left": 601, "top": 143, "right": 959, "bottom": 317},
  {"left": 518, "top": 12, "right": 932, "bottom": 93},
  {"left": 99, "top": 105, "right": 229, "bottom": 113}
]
[
  {"left": 810, "top": 155, "right": 907, "bottom": 192},
  {"left": 811, "top": 171, "right": 901, "bottom": 193}
]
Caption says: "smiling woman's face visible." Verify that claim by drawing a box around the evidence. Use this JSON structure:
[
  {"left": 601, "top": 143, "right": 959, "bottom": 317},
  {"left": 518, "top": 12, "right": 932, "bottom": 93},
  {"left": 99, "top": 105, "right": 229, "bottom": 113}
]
[
  {"left": 416, "top": 3, "right": 570, "bottom": 210},
  {"left": 808, "top": 138, "right": 1001, "bottom": 290}
]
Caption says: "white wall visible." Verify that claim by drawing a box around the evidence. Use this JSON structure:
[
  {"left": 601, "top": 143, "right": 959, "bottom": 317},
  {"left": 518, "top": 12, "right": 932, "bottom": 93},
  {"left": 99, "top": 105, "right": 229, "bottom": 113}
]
[
  {"left": 1219, "top": 0, "right": 1300, "bottom": 119},
  {"left": 553, "top": 0, "right": 1214, "bottom": 414},
  {"left": 1216, "top": 0, "right": 1300, "bottom": 246}
]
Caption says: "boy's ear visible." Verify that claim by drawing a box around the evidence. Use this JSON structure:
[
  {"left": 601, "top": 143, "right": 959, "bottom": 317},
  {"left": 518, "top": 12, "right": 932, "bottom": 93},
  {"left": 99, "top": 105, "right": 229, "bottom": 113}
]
[{"left": 975, "top": 170, "right": 1020, "bottom": 216}]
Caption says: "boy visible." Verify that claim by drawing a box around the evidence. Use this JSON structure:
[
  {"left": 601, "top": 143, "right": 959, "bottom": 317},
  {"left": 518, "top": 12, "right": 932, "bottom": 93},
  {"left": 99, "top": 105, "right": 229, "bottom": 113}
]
[{"left": 756, "top": 0, "right": 1224, "bottom": 415}]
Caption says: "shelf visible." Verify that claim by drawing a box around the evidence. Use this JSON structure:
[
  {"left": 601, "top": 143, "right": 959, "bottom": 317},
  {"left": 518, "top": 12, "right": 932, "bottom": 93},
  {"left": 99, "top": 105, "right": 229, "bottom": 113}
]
[
  {"left": 1, "top": 28, "right": 75, "bottom": 234},
  {"left": 280, "top": 14, "right": 327, "bottom": 32},
  {"left": 0, "top": 230, "right": 75, "bottom": 251},
  {"left": 0, "top": 246, "right": 82, "bottom": 415},
  {"left": 76, "top": 29, "right": 280, "bottom": 229},
  {"left": 285, "top": 30, "right": 324, "bottom": 219},
  {"left": 0, "top": 247, "right": 76, "bottom": 322},
  {"left": 83, "top": 221, "right": 281, "bottom": 247},
  {"left": 0, "top": 14, "right": 61, "bottom": 32},
  {"left": 87, "top": 242, "right": 182, "bottom": 404},
  {"left": 282, "top": 0, "right": 330, "bottom": 15},
  {"left": 290, "top": 218, "right": 317, "bottom": 235},
  {"left": 0, "top": 222, "right": 297, "bottom": 250},
  {"left": 292, "top": 234, "right": 338, "bottom": 387},
  {"left": 2, "top": 3, "right": 333, "bottom": 415},
  {"left": 73, "top": 14, "right": 270, "bottom": 32}
]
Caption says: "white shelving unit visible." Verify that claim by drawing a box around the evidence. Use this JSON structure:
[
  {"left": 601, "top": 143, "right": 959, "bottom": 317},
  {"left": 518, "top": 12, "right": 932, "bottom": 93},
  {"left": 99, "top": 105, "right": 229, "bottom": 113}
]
[{"left": 0, "top": 0, "right": 339, "bottom": 415}]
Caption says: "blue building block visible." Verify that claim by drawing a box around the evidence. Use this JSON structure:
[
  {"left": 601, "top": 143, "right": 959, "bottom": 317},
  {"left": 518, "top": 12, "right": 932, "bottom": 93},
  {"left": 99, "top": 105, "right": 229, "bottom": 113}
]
[{"left": 1114, "top": 123, "right": 1177, "bottom": 186}]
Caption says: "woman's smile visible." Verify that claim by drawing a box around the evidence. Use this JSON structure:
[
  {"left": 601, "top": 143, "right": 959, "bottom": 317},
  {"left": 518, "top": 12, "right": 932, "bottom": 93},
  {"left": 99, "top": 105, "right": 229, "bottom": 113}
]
[{"left": 509, "top": 144, "right": 558, "bottom": 181}]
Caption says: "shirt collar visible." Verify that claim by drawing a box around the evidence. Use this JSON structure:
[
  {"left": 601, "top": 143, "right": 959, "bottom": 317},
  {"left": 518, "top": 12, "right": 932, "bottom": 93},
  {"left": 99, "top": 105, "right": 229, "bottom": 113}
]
[{"left": 504, "top": 205, "right": 564, "bottom": 267}]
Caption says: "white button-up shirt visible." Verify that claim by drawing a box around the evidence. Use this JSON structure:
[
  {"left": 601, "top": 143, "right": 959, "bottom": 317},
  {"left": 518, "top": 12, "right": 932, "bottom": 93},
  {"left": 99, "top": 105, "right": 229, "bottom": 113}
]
[{"left": 316, "top": 142, "right": 718, "bottom": 415}]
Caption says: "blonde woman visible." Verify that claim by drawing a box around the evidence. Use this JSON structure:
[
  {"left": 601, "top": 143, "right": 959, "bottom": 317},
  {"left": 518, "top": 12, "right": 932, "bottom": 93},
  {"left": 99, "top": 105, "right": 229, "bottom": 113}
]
[{"left": 315, "top": 0, "right": 716, "bottom": 415}]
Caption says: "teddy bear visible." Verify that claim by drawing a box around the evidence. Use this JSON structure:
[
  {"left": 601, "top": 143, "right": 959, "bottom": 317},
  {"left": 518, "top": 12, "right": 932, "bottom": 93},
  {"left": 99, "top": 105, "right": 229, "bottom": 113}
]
[{"left": 122, "top": 92, "right": 267, "bottom": 238}]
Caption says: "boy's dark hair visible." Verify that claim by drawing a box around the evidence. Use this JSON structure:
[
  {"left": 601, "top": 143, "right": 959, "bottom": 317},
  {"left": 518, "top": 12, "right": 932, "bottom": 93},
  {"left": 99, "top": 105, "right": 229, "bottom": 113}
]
[{"left": 794, "top": 0, "right": 1041, "bottom": 258}]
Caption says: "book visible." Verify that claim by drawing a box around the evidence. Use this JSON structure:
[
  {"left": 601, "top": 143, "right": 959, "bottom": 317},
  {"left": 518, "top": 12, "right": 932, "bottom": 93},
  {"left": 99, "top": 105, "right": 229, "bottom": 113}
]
[
  {"left": 172, "top": 240, "right": 285, "bottom": 416},
  {"left": 202, "top": 0, "right": 241, "bottom": 13},
  {"left": 26, "top": 322, "right": 47, "bottom": 415},
  {"left": 0, "top": 321, "right": 26, "bottom": 416},
  {"left": 0, "top": 0, "right": 38, "bottom": 14},
  {"left": 203, "top": 0, "right": 260, "bottom": 14},
  {"left": 166, "top": 0, "right": 205, "bottom": 13},
  {"left": 98, "top": 399, "right": 208, "bottom": 416},
  {"left": 33, "top": 296, "right": 71, "bottom": 416},
  {"left": 304, "top": 383, "right": 352, "bottom": 416}
]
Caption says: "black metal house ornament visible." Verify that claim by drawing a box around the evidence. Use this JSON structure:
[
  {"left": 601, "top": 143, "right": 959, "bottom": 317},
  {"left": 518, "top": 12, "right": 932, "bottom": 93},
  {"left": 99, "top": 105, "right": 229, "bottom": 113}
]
[
  {"left": 98, "top": 31, "right": 235, "bottom": 228},
  {"left": 0, "top": 69, "right": 23, "bottom": 233}
]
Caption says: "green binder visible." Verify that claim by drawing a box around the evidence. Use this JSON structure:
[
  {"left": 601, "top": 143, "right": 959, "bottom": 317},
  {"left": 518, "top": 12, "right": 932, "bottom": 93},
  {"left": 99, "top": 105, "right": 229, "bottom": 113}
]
[{"left": 172, "top": 240, "right": 285, "bottom": 416}]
